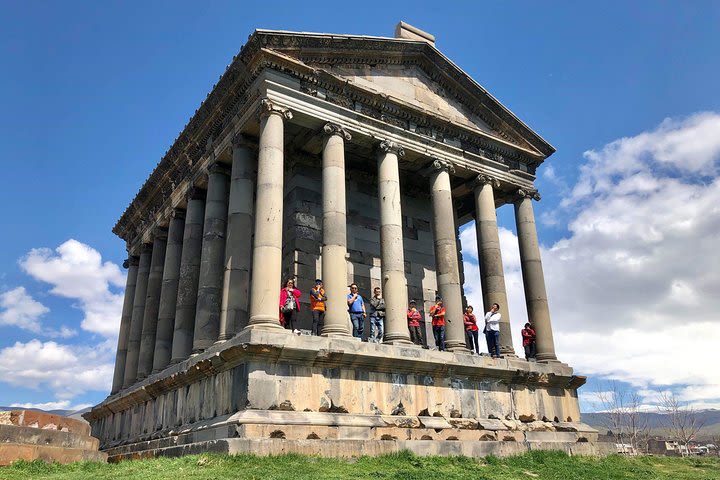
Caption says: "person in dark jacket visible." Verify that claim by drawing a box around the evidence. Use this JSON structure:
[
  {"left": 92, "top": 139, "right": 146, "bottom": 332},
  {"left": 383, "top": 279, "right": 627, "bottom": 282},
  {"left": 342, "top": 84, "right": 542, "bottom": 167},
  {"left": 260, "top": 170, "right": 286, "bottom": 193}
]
[
  {"left": 368, "top": 287, "right": 385, "bottom": 343},
  {"left": 521, "top": 322, "right": 537, "bottom": 360}
]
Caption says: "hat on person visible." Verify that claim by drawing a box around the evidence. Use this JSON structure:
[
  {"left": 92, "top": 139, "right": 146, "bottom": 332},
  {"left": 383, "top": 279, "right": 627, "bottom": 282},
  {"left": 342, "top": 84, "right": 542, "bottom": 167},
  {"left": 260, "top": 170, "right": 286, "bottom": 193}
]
[
  {"left": 315, "top": 279, "right": 323, "bottom": 284},
  {"left": 409, "top": 299, "right": 417, "bottom": 305},
  {"left": 435, "top": 295, "right": 443, "bottom": 302}
]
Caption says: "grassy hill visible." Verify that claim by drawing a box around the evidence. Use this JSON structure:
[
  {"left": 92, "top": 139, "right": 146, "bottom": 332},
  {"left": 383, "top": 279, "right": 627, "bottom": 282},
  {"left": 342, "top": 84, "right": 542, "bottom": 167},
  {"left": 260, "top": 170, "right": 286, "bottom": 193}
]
[
  {"left": 582, "top": 409, "right": 720, "bottom": 438},
  {"left": 1, "top": 451, "right": 719, "bottom": 480}
]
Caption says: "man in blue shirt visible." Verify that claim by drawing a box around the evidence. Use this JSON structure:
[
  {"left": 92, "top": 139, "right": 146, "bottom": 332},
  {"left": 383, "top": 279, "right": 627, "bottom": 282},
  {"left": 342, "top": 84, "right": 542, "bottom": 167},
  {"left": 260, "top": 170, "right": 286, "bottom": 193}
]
[{"left": 346, "top": 283, "right": 366, "bottom": 339}]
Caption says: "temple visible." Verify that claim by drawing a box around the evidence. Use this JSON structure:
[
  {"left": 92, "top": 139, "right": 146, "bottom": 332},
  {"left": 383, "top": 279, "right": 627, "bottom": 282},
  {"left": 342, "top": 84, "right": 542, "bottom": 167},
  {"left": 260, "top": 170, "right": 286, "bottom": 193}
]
[{"left": 85, "top": 23, "right": 605, "bottom": 459}]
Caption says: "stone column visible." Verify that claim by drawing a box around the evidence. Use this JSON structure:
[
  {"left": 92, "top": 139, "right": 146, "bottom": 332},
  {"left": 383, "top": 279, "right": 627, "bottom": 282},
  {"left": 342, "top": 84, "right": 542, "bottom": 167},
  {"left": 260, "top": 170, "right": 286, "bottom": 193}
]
[
  {"left": 474, "top": 175, "right": 514, "bottom": 355},
  {"left": 137, "top": 228, "right": 168, "bottom": 380},
  {"left": 122, "top": 243, "right": 152, "bottom": 388},
  {"left": 515, "top": 189, "right": 557, "bottom": 362},
  {"left": 321, "top": 123, "right": 352, "bottom": 337},
  {"left": 218, "top": 136, "right": 255, "bottom": 340},
  {"left": 171, "top": 187, "right": 206, "bottom": 363},
  {"left": 377, "top": 140, "right": 411, "bottom": 345},
  {"left": 110, "top": 256, "right": 139, "bottom": 394},
  {"left": 192, "top": 162, "right": 230, "bottom": 352},
  {"left": 246, "top": 99, "right": 292, "bottom": 330},
  {"left": 152, "top": 208, "right": 185, "bottom": 373},
  {"left": 429, "top": 159, "right": 465, "bottom": 351}
]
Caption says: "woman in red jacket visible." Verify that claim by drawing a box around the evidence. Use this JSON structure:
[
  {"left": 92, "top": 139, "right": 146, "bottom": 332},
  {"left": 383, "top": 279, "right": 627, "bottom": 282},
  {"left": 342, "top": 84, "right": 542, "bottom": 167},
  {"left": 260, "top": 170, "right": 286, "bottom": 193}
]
[
  {"left": 407, "top": 299, "right": 423, "bottom": 345},
  {"left": 463, "top": 305, "right": 479, "bottom": 354},
  {"left": 279, "top": 278, "right": 302, "bottom": 333}
]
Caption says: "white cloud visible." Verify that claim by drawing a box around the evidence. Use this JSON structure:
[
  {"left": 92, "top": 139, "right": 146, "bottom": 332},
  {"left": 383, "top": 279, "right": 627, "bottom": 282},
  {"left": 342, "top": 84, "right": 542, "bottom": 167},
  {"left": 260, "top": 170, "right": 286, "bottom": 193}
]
[
  {"left": 0, "top": 339, "right": 114, "bottom": 400},
  {"left": 20, "top": 239, "right": 125, "bottom": 337},
  {"left": 9, "top": 400, "right": 92, "bottom": 412},
  {"left": 0, "top": 287, "right": 76, "bottom": 338},
  {"left": 461, "top": 112, "right": 720, "bottom": 408}
]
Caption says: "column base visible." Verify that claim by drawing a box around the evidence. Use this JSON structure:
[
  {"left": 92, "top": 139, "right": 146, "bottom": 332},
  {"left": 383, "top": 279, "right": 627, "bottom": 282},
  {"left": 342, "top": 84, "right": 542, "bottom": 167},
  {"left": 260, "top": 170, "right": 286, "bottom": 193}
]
[
  {"left": 382, "top": 335, "right": 412, "bottom": 346},
  {"left": 243, "top": 318, "right": 285, "bottom": 332},
  {"left": 536, "top": 353, "right": 560, "bottom": 363},
  {"left": 445, "top": 341, "right": 469, "bottom": 352}
]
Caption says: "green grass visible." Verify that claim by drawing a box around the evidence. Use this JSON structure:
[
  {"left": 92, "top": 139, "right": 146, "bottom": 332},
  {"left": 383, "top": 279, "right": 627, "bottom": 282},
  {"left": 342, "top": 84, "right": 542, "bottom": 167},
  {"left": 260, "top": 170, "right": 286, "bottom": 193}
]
[{"left": 1, "top": 451, "right": 719, "bottom": 480}]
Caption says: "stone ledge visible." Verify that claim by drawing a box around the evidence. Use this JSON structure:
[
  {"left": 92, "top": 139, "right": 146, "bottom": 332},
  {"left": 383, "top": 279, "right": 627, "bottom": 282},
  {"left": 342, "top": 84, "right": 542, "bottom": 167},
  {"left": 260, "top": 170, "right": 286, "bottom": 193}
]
[
  {"left": 87, "top": 329, "right": 580, "bottom": 422},
  {"left": 0, "top": 424, "right": 99, "bottom": 450},
  {"left": 106, "top": 438, "right": 614, "bottom": 462}
]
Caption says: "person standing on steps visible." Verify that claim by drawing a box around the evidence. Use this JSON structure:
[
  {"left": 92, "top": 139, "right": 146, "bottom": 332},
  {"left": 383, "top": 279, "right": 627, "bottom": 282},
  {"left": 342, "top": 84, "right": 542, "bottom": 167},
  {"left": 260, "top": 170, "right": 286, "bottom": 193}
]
[
  {"left": 310, "top": 279, "right": 327, "bottom": 336},
  {"left": 407, "top": 299, "right": 423, "bottom": 345},
  {"left": 484, "top": 302, "right": 501, "bottom": 358},
  {"left": 279, "top": 278, "right": 302, "bottom": 334},
  {"left": 368, "top": 287, "right": 385, "bottom": 343},
  {"left": 521, "top": 321, "right": 537, "bottom": 360},
  {"left": 346, "top": 283, "right": 366, "bottom": 339},
  {"left": 429, "top": 296, "right": 446, "bottom": 351},
  {"left": 464, "top": 305, "right": 479, "bottom": 354}
]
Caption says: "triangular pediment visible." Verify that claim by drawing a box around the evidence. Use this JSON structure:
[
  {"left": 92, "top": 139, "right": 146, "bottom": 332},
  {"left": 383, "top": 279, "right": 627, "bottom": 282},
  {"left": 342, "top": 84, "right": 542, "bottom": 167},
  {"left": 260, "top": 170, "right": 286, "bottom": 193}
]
[
  {"left": 315, "top": 64, "right": 498, "bottom": 136},
  {"left": 246, "top": 30, "right": 555, "bottom": 158}
]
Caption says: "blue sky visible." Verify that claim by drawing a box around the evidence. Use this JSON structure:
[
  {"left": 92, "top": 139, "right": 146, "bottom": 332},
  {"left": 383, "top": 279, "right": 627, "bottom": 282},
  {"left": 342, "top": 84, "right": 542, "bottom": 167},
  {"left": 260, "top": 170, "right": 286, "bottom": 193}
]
[{"left": 1, "top": 1, "right": 719, "bottom": 412}]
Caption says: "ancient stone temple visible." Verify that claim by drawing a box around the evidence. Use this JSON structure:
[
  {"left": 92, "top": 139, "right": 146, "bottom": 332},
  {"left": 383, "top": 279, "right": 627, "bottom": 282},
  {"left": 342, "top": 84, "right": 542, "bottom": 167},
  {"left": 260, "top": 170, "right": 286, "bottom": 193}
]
[{"left": 85, "top": 23, "right": 605, "bottom": 459}]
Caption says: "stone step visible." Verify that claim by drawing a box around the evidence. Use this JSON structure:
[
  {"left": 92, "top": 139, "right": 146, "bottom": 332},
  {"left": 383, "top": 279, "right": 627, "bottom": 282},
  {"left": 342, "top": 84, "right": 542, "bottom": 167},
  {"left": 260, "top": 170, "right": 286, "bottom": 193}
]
[
  {"left": 0, "top": 424, "right": 99, "bottom": 450},
  {"left": 0, "top": 443, "right": 107, "bottom": 466}
]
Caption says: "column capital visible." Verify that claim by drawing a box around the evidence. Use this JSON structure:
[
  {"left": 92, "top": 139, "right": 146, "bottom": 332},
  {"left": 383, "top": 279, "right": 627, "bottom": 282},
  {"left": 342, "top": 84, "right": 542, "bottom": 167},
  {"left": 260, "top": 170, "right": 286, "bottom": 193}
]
[
  {"left": 152, "top": 226, "right": 168, "bottom": 240},
  {"left": 378, "top": 140, "right": 405, "bottom": 157},
  {"left": 474, "top": 174, "right": 500, "bottom": 189},
  {"left": 231, "top": 132, "right": 257, "bottom": 149},
  {"left": 322, "top": 122, "right": 352, "bottom": 141},
  {"left": 208, "top": 161, "right": 231, "bottom": 176},
  {"left": 259, "top": 98, "right": 292, "bottom": 120},
  {"left": 516, "top": 188, "right": 542, "bottom": 201},
  {"left": 431, "top": 157, "right": 455, "bottom": 174},
  {"left": 123, "top": 256, "right": 140, "bottom": 269},
  {"left": 187, "top": 186, "right": 207, "bottom": 202},
  {"left": 171, "top": 207, "right": 186, "bottom": 220},
  {"left": 140, "top": 242, "right": 153, "bottom": 254}
]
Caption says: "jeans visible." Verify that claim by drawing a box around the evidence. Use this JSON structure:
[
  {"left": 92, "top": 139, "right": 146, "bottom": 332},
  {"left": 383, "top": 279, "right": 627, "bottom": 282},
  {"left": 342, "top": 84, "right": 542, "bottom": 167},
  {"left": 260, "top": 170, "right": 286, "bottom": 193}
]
[
  {"left": 350, "top": 312, "right": 364, "bottom": 338},
  {"left": 485, "top": 329, "right": 501, "bottom": 357},
  {"left": 466, "top": 329, "right": 479, "bottom": 354},
  {"left": 282, "top": 310, "right": 296, "bottom": 331},
  {"left": 524, "top": 343, "right": 536, "bottom": 360},
  {"left": 408, "top": 325, "right": 423, "bottom": 345},
  {"left": 432, "top": 325, "right": 445, "bottom": 351},
  {"left": 312, "top": 310, "right": 325, "bottom": 336},
  {"left": 370, "top": 315, "right": 384, "bottom": 343}
]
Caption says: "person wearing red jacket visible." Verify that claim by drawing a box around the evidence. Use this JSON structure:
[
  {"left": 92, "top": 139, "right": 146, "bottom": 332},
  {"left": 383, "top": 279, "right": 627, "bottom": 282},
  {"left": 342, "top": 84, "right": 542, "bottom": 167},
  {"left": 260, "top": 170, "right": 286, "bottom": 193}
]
[
  {"left": 279, "top": 278, "right": 302, "bottom": 334},
  {"left": 464, "top": 305, "right": 479, "bottom": 354},
  {"left": 429, "top": 297, "right": 446, "bottom": 351},
  {"left": 521, "top": 322, "right": 537, "bottom": 360},
  {"left": 406, "top": 299, "right": 423, "bottom": 345}
]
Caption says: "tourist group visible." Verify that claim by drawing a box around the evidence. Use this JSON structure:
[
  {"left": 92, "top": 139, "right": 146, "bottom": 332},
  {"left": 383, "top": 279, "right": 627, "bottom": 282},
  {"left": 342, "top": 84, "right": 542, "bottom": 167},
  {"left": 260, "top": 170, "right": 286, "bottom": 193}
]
[{"left": 279, "top": 278, "right": 537, "bottom": 360}]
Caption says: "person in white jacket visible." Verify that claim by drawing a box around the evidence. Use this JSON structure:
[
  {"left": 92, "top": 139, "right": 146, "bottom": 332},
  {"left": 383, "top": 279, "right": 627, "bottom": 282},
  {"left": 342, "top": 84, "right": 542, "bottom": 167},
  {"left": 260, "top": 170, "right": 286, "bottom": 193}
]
[{"left": 484, "top": 303, "right": 502, "bottom": 358}]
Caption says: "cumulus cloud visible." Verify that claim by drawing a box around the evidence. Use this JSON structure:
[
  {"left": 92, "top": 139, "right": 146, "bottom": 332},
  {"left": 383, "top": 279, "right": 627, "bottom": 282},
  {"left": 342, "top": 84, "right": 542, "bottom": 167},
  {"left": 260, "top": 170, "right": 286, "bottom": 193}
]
[
  {"left": 0, "top": 339, "right": 114, "bottom": 400},
  {"left": 461, "top": 112, "right": 720, "bottom": 407},
  {"left": 20, "top": 239, "right": 125, "bottom": 337},
  {"left": 0, "top": 287, "right": 75, "bottom": 338}
]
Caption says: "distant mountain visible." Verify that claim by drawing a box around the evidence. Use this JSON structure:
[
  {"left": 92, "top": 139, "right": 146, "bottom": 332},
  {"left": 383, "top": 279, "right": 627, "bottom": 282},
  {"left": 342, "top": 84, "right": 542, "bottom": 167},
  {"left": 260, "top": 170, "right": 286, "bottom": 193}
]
[
  {"left": 582, "top": 409, "right": 720, "bottom": 437},
  {"left": 0, "top": 406, "right": 74, "bottom": 416}
]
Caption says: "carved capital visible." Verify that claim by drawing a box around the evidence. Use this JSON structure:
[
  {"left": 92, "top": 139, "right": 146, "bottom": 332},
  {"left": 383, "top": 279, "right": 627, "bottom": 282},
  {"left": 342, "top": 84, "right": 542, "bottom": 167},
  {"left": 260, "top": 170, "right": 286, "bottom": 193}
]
[
  {"left": 378, "top": 140, "right": 405, "bottom": 157},
  {"left": 431, "top": 158, "right": 455, "bottom": 174},
  {"left": 517, "top": 188, "right": 541, "bottom": 201},
  {"left": 208, "top": 161, "right": 230, "bottom": 176},
  {"left": 259, "top": 98, "right": 292, "bottom": 120},
  {"left": 232, "top": 132, "right": 257, "bottom": 150},
  {"left": 171, "top": 208, "right": 186, "bottom": 220},
  {"left": 322, "top": 122, "right": 352, "bottom": 141},
  {"left": 140, "top": 242, "right": 153, "bottom": 254},
  {"left": 152, "top": 226, "right": 168, "bottom": 240},
  {"left": 123, "top": 256, "right": 140, "bottom": 269},
  {"left": 187, "top": 186, "right": 207, "bottom": 202},
  {"left": 475, "top": 174, "right": 500, "bottom": 189}
]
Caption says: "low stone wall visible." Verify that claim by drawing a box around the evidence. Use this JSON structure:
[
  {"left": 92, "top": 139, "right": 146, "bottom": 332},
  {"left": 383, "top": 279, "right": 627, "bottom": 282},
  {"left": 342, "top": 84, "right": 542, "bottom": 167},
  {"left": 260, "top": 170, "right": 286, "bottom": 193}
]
[
  {"left": 86, "top": 329, "right": 595, "bottom": 459},
  {"left": 0, "top": 410, "right": 106, "bottom": 465}
]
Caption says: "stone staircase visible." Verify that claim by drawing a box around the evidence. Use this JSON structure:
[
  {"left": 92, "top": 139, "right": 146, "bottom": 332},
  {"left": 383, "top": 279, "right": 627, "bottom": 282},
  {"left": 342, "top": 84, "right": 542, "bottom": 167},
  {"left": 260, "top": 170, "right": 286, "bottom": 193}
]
[{"left": 0, "top": 410, "right": 107, "bottom": 465}]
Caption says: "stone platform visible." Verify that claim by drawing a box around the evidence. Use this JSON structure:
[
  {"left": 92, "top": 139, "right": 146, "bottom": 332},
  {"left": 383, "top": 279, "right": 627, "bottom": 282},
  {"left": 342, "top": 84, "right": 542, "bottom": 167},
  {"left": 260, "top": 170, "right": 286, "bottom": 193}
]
[
  {"left": 0, "top": 410, "right": 107, "bottom": 465},
  {"left": 85, "top": 329, "right": 603, "bottom": 460}
]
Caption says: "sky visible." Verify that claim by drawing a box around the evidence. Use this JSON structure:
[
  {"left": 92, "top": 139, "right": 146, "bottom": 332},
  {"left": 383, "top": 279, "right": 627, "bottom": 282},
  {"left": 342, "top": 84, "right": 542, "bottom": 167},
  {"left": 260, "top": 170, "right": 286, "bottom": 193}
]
[{"left": 0, "top": 1, "right": 719, "bottom": 413}]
